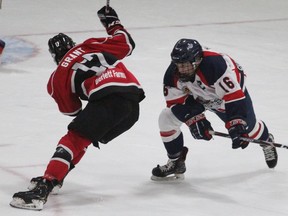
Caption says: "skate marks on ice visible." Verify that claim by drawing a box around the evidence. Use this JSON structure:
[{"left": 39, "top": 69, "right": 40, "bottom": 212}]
[
  {"left": 144, "top": 169, "right": 283, "bottom": 202},
  {"left": 0, "top": 67, "right": 31, "bottom": 74},
  {"left": 135, "top": 169, "right": 288, "bottom": 215},
  {"left": 6, "top": 168, "right": 288, "bottom": 215}
]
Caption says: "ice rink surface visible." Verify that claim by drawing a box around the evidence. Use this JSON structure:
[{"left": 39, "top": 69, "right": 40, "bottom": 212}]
[{"left": 1, "top": 0, "right": 288, "bottom": 215}]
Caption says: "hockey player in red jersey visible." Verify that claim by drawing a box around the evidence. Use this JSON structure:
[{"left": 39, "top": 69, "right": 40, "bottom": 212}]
[
  {"left": 151, "top": 39, "right": 277, "bottom": 181},
  {"left": 10, "top": 6, "right": 145, "bottom": 210},
  {"left": 0, "top": 39, "right": 5, "bottom": 64}
]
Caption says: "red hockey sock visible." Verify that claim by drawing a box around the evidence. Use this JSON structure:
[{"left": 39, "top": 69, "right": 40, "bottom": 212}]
[{"left": 44, "top": 130, "right": 91, "bottom": 181}]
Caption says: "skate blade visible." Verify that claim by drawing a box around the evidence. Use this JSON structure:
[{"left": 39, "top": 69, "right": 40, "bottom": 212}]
[
  {"left": 151, "top": 173, "right": 185, "bottom": 181},
  {"left": 10, "top": 197, "right": 44, "bottom": 211}
]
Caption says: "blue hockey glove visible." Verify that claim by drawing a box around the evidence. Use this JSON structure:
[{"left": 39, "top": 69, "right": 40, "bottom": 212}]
[
  {"left": 186, "top": 113, "right": 213, "bottom": 140},
  {"left": 226, "top": 119, "right": 249, "bottom": 149}
]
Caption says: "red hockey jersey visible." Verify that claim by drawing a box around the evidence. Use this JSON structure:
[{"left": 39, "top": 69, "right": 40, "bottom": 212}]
[{"left": 47, "top": 28, "right": 145, "bottom": 116}]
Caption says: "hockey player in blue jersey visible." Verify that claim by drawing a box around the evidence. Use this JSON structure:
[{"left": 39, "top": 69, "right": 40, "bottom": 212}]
[{"left": 151, "top": 38, "right": 278, "bottom": 181}]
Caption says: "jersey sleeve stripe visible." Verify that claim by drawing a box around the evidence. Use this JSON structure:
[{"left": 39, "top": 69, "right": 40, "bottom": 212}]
[{"left": 223, "top": 89, "right": 245, "bottom": 103}]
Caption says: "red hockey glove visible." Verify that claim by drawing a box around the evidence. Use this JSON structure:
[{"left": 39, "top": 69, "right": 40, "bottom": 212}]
[
  {"left": 186, "top": 113, "right": 213, "bottom": 140},
  {"left": 97, "top": 6, "right": 123, "bottom": 34},
  {"left": 226, "top": 119, "right": 249, "bottom": 149}
]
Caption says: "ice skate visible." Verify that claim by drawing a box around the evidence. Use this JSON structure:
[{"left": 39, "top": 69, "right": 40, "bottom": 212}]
[
  {"left": 151, "top": 146, "right": 188, "bottom": 181},
  {"left": 28, "top": 176, "right": 63, "bottom": 195},
  {"left": 261, "top": 133, "right": 278, "bottom": 169},
  {"left": 10, "top": 179, "right": 56, "bottom": 210}
]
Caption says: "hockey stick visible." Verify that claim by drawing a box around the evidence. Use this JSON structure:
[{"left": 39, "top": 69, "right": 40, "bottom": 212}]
[
  {"left": 106, "top": 0, "right": 110, "bottom": 12},
  {"left": 209, "top": 130, "right": 288, "bottom": 149}
]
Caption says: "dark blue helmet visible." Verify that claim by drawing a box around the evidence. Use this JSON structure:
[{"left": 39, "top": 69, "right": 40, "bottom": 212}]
[
  {"left": 171, "top": 38, "right": 203, "bottom": 64},
  {"left": 48, "top": 33, "right": 76, "bottom": 65}
]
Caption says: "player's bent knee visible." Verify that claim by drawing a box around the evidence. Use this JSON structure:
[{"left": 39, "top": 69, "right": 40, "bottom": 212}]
[
  {"left": 158, "top": 108, "right": 183, "bottom": 142},
  {"left": 158, "top": 108, "right": 182, "bottom": 131}
]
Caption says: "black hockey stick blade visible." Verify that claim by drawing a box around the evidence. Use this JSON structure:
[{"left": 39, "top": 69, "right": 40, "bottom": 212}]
[{"left": 209, "top": 131, "right": 288, "bottom": 149}]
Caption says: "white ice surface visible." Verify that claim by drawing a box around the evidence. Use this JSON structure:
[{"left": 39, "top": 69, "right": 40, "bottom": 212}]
[{"left": 1, "top": 0, "right": 288, "bottom": 215}]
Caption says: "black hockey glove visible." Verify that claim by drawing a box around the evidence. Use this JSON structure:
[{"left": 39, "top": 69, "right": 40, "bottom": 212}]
[
  {"left": 226, "top": 119, "right": 249, "bottom": 149},
  {"left": 97, "top": 6, "right": 122, "bottom": 31},
  {"left": 186, "top": 113, "right": 213, "bottom": 140}
]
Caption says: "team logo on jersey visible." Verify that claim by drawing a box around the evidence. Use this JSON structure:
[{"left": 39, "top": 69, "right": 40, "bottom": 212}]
[
  {"left": 202, "top": 98, "right": 223, "bottom": 111},
  {"left": 182, "top": 86, "right": 191, "bottom": 94}
]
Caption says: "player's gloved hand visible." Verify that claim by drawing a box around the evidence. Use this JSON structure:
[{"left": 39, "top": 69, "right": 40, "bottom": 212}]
[
  {"left": 97, "top": 6, "right": 122, "bottom": 30},
  {"left": 186, "top": 113, "right": 213, "bottom": 140},
  {"left": 226, "top": 119, "right": 249, "bottom": 149}
]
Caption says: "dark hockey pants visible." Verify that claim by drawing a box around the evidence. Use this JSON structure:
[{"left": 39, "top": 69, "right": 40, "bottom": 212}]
[{"left": 68, "top": 94, "right": 140, "bottom": 145}]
